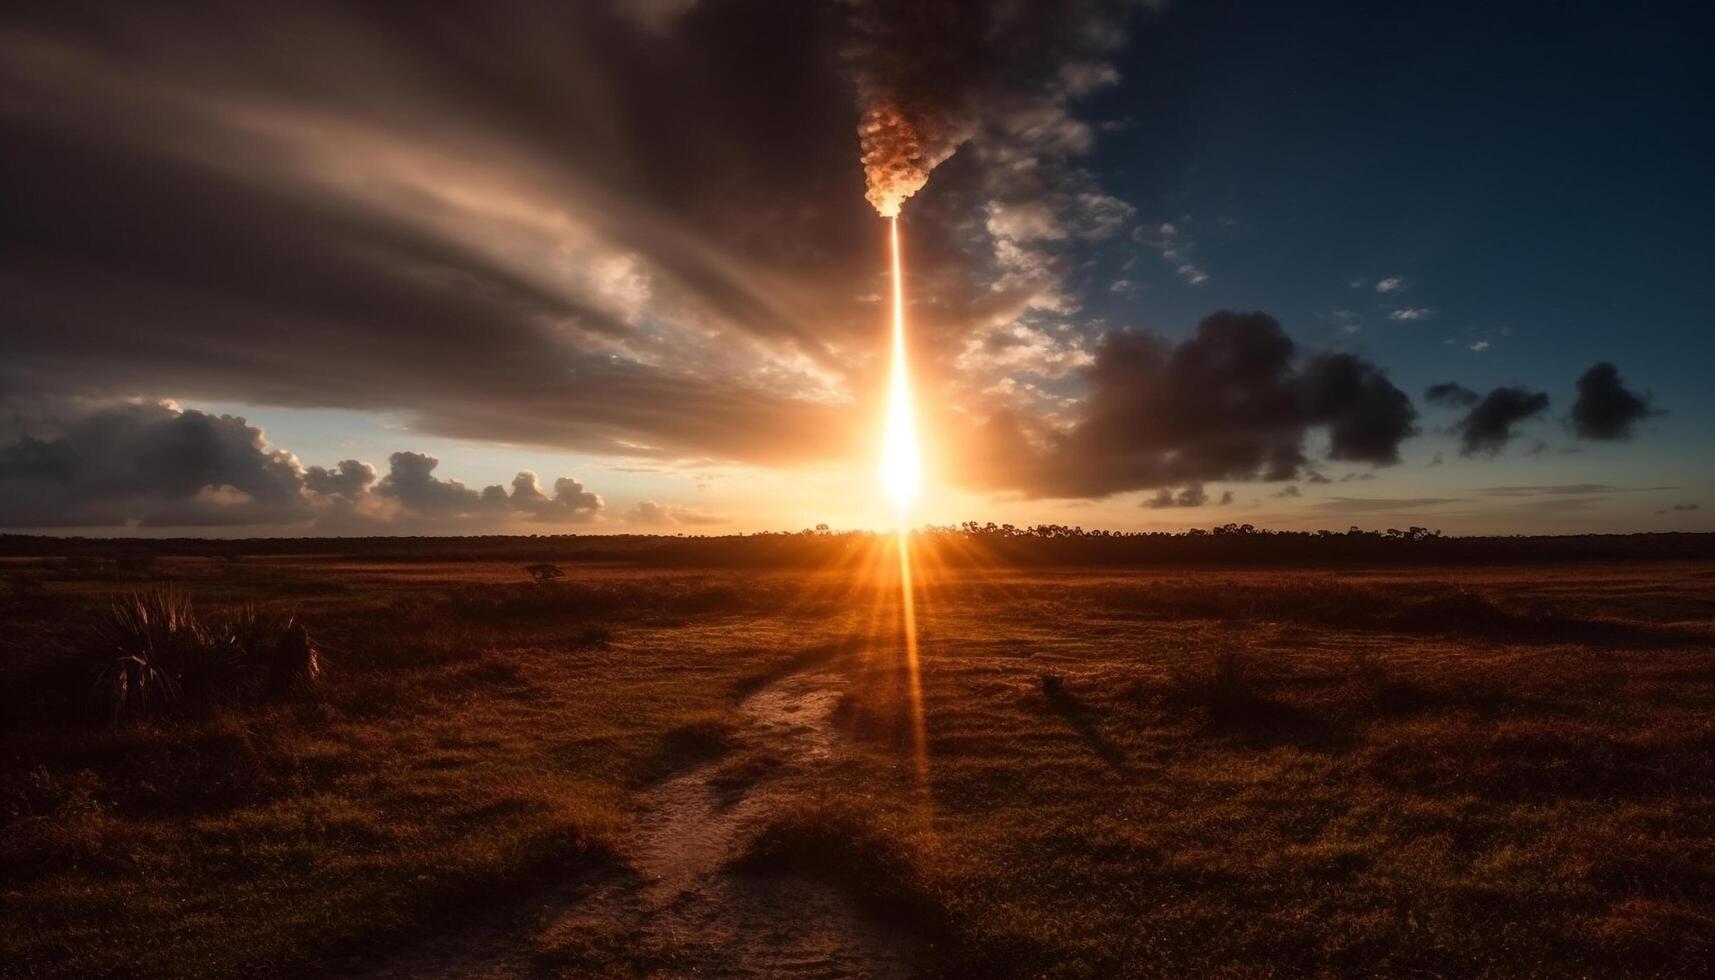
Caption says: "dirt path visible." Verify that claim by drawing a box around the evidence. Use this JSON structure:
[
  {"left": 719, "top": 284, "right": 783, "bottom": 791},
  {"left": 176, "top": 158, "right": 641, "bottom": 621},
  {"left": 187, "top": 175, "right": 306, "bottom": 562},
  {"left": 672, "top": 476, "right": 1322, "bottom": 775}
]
[{"left": 357, "top": 669, "right": 914, "bottom": 979}]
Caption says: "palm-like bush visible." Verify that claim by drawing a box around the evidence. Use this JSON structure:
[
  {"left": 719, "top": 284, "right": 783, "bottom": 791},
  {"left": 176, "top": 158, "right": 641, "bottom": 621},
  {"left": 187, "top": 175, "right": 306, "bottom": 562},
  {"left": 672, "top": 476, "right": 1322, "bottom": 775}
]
[
  {"left": 83, "top": 591, "right": 322, "bottom": 726},
  {"left": 213, "top": 604, "right": 319, "bottom": 698},
  {"left": 86, "top": 590, "right": 210, "bottom": 724},
  {"left": 88, "top": 652, "right": 180, "bottom": 727}
]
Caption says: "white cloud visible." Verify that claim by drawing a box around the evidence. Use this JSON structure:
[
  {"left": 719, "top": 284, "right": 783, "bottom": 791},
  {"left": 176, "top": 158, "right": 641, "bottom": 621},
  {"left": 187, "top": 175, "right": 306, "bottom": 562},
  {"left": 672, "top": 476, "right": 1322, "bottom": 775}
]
[
  {"left": 1135, "top": 221, "right": 1209, "bottom": 286},
  {"left": 985, "top": 200, "right": 1065, "bottom": 242},
  {"left": 1070, "top": 192, "right": 1135, "bottom": 240},
  {"left": 1389, "top": 308, "right": 1433, "bottom": 321},
  {"left": 1175, "top": 263, "right": 1210, "bottom": 286},
  {"left": 1374, "top": 276, "right": 1406, "bottom": 293},
  {"left": 956, "top": 321, "right": 1094, "bottom": 379},
  {"left": 1469, "top": 340, "right": 1491, "bottom": 352}
]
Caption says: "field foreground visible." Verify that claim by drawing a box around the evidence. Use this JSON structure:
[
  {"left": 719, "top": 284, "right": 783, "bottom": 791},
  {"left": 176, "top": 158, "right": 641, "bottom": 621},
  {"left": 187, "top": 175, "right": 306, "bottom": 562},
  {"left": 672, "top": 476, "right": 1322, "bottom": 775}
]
[{"left": 3, "top": 546, "right": 1714, "bottom": 978}]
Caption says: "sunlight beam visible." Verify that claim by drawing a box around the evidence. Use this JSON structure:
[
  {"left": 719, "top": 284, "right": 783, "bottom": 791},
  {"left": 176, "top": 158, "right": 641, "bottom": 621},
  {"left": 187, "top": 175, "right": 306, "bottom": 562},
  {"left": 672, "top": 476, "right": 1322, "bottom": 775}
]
[
  {"left": 880, "top": 215, "right": 922, "bottom": 527},
  {"left": 876, "top": 213, "right": 929, "bottom": 786},
  {"left": 896, "top": 528, "right": 928, "bottom": 784}
]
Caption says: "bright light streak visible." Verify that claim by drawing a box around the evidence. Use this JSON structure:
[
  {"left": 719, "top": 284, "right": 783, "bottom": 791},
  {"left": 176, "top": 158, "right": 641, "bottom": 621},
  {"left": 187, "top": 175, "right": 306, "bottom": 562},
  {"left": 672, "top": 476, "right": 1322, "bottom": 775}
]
[
  {"left": 880, "top": 215, "right": 922, "bottom": 526},
  {"left": 874, "top": 214, "right": 929, "bottom": 786},
  {"left": 896, "top": 530, "right": 928, "bottom": 783}
]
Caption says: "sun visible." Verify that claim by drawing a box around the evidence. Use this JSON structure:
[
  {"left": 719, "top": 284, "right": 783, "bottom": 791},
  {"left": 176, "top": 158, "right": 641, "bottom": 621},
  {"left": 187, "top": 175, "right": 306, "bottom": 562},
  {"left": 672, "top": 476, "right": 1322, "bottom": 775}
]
[{"left": 880, "top": 215, "right": 922, "bottom": 523}]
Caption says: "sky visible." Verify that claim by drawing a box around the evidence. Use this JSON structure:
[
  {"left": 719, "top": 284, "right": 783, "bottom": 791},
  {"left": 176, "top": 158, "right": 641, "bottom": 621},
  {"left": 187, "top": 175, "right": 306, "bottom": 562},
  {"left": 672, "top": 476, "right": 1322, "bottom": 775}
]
[{"left": 1, "top": 0, "right": 1711, "bottom": 536}]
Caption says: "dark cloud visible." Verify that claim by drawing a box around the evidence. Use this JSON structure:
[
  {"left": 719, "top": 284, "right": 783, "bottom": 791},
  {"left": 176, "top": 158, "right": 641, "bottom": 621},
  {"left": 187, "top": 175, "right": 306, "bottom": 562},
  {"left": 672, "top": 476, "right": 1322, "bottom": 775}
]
[
  {"left": 1453, "top": 387, "right": 1550, "bottom": 456},
  {"left": 375, "top": 454, "right": 604, "bottom": 524},
  {"left": 968, "top": 312, "right": 1419, "bottom": 498},
  {"left": 376, "top": 452, "right": 488, "bottom": 516},
  {"left": 1425, "top": 382, "right": 1480, "bottom": 408},
  {"left": 304, "top": 459, "right": 377, "bottom": 499},
  {"left": 0, "top": 401, "right": 607, "bottom": 529},
  {"left": 1571, "top": 362, "right": 1656, "bottom": 440},
  {"left": 1271, "top": 485, "right": 1302, "bottom": 498},
  {"left": 1144, "top": 483, "right": 1209, "bottom": 509},
  {"left": 1300, "top": 352, "right": 1420, "bottom": 465},
  {"left": 0, "top": 403, "right": 307, "bottom": 527}
]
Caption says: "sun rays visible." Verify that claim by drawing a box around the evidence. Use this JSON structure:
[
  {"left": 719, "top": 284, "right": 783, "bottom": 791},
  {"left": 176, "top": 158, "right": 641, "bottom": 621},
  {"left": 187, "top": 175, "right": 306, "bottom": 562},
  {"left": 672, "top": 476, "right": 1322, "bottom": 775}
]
[{"left": 880, "top": 215, "right": 922, "bottom": 526}]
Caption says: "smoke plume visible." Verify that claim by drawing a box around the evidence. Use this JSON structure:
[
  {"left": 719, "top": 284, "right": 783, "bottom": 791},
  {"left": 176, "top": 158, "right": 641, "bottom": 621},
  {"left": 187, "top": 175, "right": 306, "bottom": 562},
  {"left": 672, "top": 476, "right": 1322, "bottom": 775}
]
[{"left": 844, "top": 1, "right": 1136, "bottom": 216}]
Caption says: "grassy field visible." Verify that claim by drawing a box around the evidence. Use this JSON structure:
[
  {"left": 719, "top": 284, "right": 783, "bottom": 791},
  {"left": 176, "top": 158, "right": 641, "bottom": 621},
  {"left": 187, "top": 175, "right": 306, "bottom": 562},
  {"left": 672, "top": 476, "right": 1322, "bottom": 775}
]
[{"left": 2, "top": 547, "right": 1713, "bottom": 977}]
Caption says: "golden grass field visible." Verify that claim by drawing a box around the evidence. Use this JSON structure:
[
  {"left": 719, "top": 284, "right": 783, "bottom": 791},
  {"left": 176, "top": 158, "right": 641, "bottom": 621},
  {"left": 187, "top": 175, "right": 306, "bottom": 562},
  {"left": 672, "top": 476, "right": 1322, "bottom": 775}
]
[{"left": 2, "top": 546, "right": 1713, "bottom": 978}]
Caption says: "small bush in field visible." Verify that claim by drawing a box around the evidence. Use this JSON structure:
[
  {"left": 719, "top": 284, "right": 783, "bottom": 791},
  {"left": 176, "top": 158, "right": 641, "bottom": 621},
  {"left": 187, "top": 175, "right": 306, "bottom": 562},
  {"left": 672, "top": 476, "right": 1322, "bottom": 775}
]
[
  {"left": 267, "top": 621, "right": 322, "bottom": 696},
  {"left": 87, "top": 590, "right": 214, "bottom": 725},
  {"left": 524, "top": 562, "right": 566, "bottom": 584},
  {"left": 81, "top": 590, "right": 322, "bottom": 726},
  {"left": 216, "top": 604, "right": 323, "bottom": 697}
]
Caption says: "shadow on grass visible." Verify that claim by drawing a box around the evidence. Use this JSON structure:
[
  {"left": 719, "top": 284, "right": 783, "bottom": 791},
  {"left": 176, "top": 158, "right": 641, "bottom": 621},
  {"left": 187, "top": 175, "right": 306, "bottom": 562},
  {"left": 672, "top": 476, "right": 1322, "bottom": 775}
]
[
  {"left": 1040, "top": 678, "right": 1134, "bottom": 774},
  {"left": 322, "top": 824, "right": 622, "bottom": 979}
]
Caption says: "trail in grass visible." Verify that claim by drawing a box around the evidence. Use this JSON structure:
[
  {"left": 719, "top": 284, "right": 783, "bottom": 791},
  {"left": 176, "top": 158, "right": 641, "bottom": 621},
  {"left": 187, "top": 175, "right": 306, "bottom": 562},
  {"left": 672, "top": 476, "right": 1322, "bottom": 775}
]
[{"left": 359, "top": 668, "right": 912, "bottom": 979}]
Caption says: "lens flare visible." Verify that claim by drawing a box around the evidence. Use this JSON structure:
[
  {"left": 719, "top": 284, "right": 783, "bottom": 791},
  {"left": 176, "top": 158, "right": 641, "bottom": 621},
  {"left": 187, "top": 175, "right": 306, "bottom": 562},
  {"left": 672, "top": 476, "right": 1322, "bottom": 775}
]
[
  {"left": 880, "top": 215, "right": 922, "bottom": 524},
  {"left": 874, "top": 213, "right": 929, "bottom": 791}
]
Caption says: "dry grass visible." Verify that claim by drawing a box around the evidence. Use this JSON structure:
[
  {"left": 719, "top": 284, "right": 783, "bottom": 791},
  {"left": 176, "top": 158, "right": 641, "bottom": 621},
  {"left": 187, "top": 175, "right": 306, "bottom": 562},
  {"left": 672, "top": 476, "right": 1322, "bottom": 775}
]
[
  {"left": 750, "top": 563, "right": 1715, "bottom": 978},
  {"left": 2, "top": 555, "right": 1713, "bottom": 978},
  {"left": 0, "top": 567, "right": 841, "bottom": 979}
]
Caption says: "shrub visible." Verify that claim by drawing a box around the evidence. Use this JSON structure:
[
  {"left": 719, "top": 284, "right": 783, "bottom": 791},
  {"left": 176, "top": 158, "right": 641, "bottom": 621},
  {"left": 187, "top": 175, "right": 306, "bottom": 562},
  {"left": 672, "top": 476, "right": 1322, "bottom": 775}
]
[
  {"left": 215, "top": 604, "right": 322, "bottom": 697},
  {"left": 523, "top": 562, "right": 566, "bottom": 584},
  {"left": 86, "top": 590, "right": 217, "bottom": 724},
  {"left": 79, "top": 590, "right": 321, "bottom": 726},
  {"left": 267, "top": 621, "right": 322, "bottom": 697}
]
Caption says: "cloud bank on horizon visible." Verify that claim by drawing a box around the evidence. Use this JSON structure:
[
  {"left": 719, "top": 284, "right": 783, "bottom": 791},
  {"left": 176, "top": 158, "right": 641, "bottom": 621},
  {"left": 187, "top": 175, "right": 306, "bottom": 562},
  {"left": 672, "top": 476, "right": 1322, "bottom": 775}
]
[
  {"left": 0, "top": 401, "right": 607, "bottom": 530},
  {"left": 0, "top": 0, "right": 1688, "bottom": 531}
]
